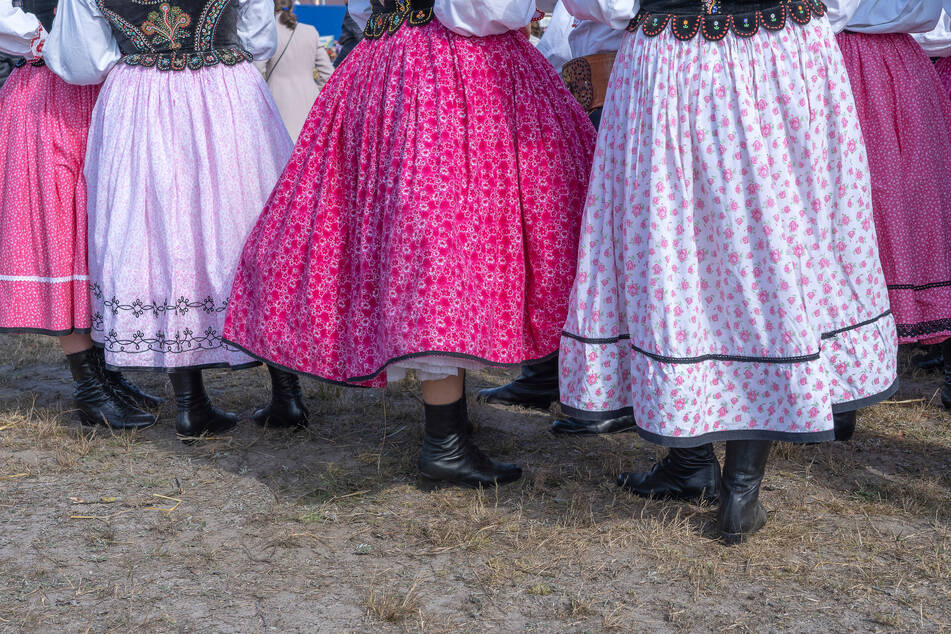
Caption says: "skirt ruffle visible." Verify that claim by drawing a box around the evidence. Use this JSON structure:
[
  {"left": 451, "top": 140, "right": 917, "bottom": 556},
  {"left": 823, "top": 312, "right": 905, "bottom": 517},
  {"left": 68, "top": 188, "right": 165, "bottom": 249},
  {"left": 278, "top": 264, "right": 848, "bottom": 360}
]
[
  {"left": 84, "top": 63, "right": 293, "bottom": 370},
  {"left": 0, "top": 65, "right": 99, "bottom": 335},
  {"left": 559, "top": 19, "right": 898, "bottom": 445},
  {"left": 223, "top": 22, "right": 596, "bottom": 387},
  {"left": 837, "top": 32, "right": 951, "bottom": 344}
]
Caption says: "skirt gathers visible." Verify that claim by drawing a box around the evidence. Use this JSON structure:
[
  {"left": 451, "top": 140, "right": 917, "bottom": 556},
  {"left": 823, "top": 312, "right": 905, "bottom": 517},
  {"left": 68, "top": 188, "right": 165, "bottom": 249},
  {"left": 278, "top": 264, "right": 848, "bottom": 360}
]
[
  {"left": 559, "top": 17, "right": 898, "bottom": 446},
  {"left": 0, "top": 64, "right": 99, "bottom": 335},
  {"left": 837, "top": 32, "right": 951, "bottom": 344},
  {"left": 84, "top": 62, "right": 293, "bottom": 370},
  {"left": 223, "top": 21, "right": 596, "bottom": 387}
]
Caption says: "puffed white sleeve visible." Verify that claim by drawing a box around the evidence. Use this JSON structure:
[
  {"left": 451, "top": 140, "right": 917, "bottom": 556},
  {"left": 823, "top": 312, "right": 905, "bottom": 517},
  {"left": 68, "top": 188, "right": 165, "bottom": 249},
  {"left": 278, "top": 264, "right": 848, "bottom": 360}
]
[
  {"left": 348, "top": 0, "right": 372, "bottom": 31},
  {"left": 844, "top": 0, "right": 942, "bottom": 34},
  {"left": 914, "top": 10, "right": 951, "bottom": 56},
  {"left": 44, "top": 0, "right": 121, "bottom": 85},
  {"left": 821, "top": 0, "right": 862, "bottom": 33},
  {"left": 0, "top": 0, "right": 44, "bottom": 57},
  {"left": 237, "top": 0, "right": 278, "bottom": 59},
  {"left": 433, "top": 0, "right": 537, "bottom": 37},
  {"left": 536, "top": 1, "right": 575, "bottom": 73},
  {"left": 562, "top": 0, "right": 638, "bottom": 31}
]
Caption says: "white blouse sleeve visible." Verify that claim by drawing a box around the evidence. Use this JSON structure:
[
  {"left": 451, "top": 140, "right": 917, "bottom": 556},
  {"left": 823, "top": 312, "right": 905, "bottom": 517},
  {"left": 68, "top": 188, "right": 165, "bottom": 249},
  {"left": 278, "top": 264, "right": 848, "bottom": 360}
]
[
  {"left": 914, "top": 10, "right": 951, "bottom": 56},
  {"left": 536, "top": 1, "right": 574, "bottom": 73},
  {"left": 44, "top": 0, "right": 120, "bottom": 85},
  {"left": 823, "top": 0, "right": 862, "bottom": 33},
  {"left": 842, "top": 0, "right": 942, "bottom": 34},
  {"left": 0, "top": 0, "right": 44, "bottom": 57},
  {"left": 433, "top": 0, "right": 537, "bottom": 37},
  {"left": 562, "top": 0, "right": 639, "bottom": 31},
  {"left": 348, "top": 0, "right": 372, "bottom": 31},
  {"left": 238, "top": 0, "right": 278, "bottom": 60}
]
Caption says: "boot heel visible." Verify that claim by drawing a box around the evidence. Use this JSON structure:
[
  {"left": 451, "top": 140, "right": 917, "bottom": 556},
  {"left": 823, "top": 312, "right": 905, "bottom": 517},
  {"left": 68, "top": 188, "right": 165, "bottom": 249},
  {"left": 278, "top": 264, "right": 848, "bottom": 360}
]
[{"left": 77, "top": 410, "right": 101, "bottom": 427}]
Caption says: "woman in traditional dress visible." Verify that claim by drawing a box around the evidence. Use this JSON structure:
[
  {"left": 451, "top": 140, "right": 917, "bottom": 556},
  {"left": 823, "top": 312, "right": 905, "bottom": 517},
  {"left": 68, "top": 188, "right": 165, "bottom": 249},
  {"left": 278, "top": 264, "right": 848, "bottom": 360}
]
[
  {"left": 43, "top": 0, "right": 308, "bottom": 439},
  {"left": 560, "top": 0, "right": 898, "bottom": 543},
  {"left": 223, "top": 0, "right": 596, "bottom": 487},
  {"left": 828, "top": 0, "right": 951, "bottom": 418},
  {"left": 0, "top": 0, "right": 160, "bottom": 429},
  {"left": 255, "top": 0, "right": 335, "bottom": 142}
]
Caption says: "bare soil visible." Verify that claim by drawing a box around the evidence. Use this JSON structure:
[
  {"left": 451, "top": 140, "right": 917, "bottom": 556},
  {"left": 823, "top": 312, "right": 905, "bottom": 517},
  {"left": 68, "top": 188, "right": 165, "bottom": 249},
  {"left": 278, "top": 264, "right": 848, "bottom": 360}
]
[{"left": 0, "top": 333, "right": 949, "bottom": 633}]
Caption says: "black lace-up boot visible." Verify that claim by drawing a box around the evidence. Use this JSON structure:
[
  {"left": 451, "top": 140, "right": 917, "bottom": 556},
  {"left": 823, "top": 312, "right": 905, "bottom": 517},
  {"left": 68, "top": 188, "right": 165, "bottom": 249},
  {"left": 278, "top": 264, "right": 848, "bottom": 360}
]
[
  {"left": 252, "top": 366, "right": 309, "bottom": 429},
  {"left": 833, "top": 410, "right": 857, "bottom": 441},
  {"left": 942, "top": 340, "right": 951, "bottom": 411},
  {"left": 418, "top": 398, "right": 522, "bottom": 488},
  {"left": 718, "top": 440, "right": 772, "bottom": 545},
  {"left": 91, "top": 346, "right": 163, "bottom": 410},
  {"left": 169, "top": 370, "right": 238, "bottom": 440},
  {"left": 476, "top": 357, "right": 559, "bottom": 410},
  {"left": 67, "top": 349, "right": 156, "bottom": 429},
  {"left": 617, "top": 444, "right": 721, "bottom": 502}
]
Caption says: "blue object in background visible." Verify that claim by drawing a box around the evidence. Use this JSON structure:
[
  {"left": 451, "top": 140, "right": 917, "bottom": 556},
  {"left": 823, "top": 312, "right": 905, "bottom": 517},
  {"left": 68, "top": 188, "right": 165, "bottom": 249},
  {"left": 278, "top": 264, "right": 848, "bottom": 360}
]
[{"left": 294, "top": 5, "right": 348, "bottom": 40}]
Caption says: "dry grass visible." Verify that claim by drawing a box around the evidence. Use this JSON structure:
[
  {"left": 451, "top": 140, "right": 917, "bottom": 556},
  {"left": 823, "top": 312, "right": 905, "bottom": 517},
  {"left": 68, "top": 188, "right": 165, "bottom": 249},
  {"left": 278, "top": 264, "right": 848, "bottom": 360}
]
[{"left": 0, "top": 335, "right": 950, "bottom": 632}]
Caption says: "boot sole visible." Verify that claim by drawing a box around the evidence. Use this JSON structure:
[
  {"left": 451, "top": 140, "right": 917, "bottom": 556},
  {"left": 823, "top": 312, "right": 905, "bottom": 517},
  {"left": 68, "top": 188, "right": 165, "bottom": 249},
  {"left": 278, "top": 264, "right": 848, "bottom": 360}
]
[
  {"left": 252, "top": 416, "right": 309, "bottom": 430},
  {"left": 418, "top": 473, "right": 522, "bottom": 490},
  {"left": 77, "top": 412, "right": 157, "bottom": 431}
]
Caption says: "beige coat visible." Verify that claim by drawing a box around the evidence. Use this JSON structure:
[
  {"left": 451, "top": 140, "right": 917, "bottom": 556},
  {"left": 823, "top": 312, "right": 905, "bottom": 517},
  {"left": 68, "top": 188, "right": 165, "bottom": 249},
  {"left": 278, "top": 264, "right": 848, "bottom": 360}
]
[{"left": 256, "top": 20, "right": 334, "bottom": 141}]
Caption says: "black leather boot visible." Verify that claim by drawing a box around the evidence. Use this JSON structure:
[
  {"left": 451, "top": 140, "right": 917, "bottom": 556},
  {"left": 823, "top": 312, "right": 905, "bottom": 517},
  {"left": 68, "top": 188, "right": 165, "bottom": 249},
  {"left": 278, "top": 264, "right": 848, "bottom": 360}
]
[
  {"left": 169, "top": 370, "right": 238, "bottom": 439},
  {"left": 551, "top": 414, "right": 637, "bottom": 435},
  {"left": 942, "top": 339, "right": 951, "bottom": 411},
  {"left": 418, "top": 398, "right": 522, "bottom": 488},
  {"left": 66, "top": 349, "right": 156, "bottom": 429},
  {"left": 476, "top": 356, "right": 558, "bottom": 410},
  {"left": 252, "top": 366, "right": 309, "bottom": 429},
  {"left": 617, "top": 444, "right": 721, "bottom": 502},
  {"left": 833, "top": 410, "right": 857, "bottom": 441},
  {"left": 718, "top": 440, "right": 772, "bottom": 545},
  {"left": 91, "top": 346, "right": 164, "bottom": 410}
]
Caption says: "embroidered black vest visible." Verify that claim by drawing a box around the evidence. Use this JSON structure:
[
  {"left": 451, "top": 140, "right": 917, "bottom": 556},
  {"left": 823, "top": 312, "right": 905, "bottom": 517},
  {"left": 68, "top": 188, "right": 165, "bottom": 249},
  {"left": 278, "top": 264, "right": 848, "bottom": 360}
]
[
  {"left": 363, "top": 0, "right": 434, "bottom": 40},
  {"left": 631, "top": 0, "right": 827, "bottom": 41},
  {"left": 95, "top": 0, "right": 252, "bottom": 71}
]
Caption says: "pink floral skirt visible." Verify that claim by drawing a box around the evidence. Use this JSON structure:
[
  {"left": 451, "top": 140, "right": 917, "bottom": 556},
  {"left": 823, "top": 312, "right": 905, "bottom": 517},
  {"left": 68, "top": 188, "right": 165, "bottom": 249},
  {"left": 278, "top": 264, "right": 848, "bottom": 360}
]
[
  {"left": 0, "top": 64, "right": 99, "bottom": 335},
  {"left": 935, "top": 57, "right": 951, "bottom": 97},
  {"left": 837, "top": 32, "right": 951, "bottom": 344},
  {"left": 559, "top": 20, "right": 898, "bottom": 446},
  {"left": 224, "top": 21, "right": 595, "bottom": 387}
]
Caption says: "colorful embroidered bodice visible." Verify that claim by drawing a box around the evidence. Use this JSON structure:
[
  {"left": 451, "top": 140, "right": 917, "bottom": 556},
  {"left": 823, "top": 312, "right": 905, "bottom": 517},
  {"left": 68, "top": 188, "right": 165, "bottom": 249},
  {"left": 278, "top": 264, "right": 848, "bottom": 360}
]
[
  {"left": 632, "top": 0, "right": 827, "bottom": 40},
  {"left": 95, "top": 0, "right": 251, "bottom": 70},
  {"left": 363, "top": 0, "right": 434, "bottom": 40}
]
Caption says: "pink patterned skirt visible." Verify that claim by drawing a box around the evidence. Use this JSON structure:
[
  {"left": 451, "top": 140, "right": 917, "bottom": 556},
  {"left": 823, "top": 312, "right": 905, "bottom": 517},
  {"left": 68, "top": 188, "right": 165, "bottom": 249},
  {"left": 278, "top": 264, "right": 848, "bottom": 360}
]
[
  {"left": 935, "top": 57, "right": 951, "bottom": 97},
  {"left": 0, "top": 64, "right": 99, "bottom": 335},
  {"left": 837, "top": 32, "right": 951, "bottom": 344},
  {"left": 224, "top": 21, "right": 595, "bottom": 387},
  {"left": 559, "top": 19, "right": 898, "bottom": 446}
]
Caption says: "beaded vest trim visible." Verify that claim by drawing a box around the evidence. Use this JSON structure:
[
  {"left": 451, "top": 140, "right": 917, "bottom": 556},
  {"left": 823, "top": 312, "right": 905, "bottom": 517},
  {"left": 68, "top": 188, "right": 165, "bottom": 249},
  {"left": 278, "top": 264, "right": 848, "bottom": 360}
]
[
  {"left": 363, "top": 0, "right": 435, "bottom": 40},
  {"left": 95, "top": 0, "right": 252, "bottom": 71},
  {"left": 629, "top": 0, "right": 827, "bottom": 41}
]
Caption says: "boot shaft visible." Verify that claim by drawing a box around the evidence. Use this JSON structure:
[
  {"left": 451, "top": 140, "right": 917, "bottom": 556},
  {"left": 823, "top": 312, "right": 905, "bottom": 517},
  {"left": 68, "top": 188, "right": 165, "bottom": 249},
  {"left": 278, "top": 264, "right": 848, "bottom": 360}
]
[{"left": 168, "top": 370, "right": 211, "bottom": 411}]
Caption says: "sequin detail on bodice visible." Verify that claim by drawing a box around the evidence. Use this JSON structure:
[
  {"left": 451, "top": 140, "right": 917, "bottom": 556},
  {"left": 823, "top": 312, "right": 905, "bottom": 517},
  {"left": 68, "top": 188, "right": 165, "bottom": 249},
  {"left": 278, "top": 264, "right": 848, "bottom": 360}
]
[
  {"left": 631, "top": 0, "right": 827, "bottom": 41},
  {"left": 95, "top": 0, "right": 252, "bottom": 70},
  {"left": 363, "top": 0, "right": 434, "bottom": 40}
]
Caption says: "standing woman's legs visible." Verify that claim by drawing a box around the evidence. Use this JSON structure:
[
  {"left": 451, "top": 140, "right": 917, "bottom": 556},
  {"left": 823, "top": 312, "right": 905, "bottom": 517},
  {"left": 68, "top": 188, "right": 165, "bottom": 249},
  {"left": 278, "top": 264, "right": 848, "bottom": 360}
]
[{"left": 418, "top": 371, "right": 521, "bottom": 488}]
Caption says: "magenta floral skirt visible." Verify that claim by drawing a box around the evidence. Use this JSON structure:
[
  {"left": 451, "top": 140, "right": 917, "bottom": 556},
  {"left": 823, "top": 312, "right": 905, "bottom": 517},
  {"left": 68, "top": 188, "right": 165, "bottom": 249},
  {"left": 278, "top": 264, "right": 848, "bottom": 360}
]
[
  {"left": 559, "top": 19, "right": 898, "bottom": 446},
  {"left": 837, "top": 32, "right": 951, "bottom": 345},
  {"left": 223, "top": 21, "right": 595, "bottom": 387}
]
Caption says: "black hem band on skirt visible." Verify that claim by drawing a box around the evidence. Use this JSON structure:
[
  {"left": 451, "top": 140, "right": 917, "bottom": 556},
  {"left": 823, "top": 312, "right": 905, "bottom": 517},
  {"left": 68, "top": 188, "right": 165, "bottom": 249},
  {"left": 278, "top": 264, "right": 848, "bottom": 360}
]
[
  {"left": 560, "top": 378, "right": 900, "bottom": 447},
  {"left": 91, "top": 341, "right": 262, "bottom": 373},
  {"left": 0, "top": 326, "right": 92, "bottom": 337},
  {"left": 221, "top": 337, "right": 559, "bottom": 388}
]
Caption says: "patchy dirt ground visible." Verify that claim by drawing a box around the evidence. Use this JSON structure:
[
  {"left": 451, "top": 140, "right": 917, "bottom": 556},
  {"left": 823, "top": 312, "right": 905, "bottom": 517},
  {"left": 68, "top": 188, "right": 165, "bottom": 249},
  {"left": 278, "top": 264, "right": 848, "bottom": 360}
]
[{"left": 0, "top": 333, "right": 949, "bottom": 633}]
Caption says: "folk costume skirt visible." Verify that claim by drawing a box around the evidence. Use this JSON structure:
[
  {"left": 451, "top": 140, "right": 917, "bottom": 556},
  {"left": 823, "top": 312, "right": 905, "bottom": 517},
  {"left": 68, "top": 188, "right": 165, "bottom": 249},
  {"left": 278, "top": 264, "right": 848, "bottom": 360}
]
[
  {"left": 559, "top": 17, "right": 899, "bottom": 447},
  {"left": 223, "top": 21, "right": 596, "bottom": 387},
  {"left": 83, "top": 62, "right": 293, "bottom": 371},
  {"left": 837, "top": 32, "right": 951, "bottom": 344},
  {"left": 0, "top": 64, "right": 99, "bottom": 335}
]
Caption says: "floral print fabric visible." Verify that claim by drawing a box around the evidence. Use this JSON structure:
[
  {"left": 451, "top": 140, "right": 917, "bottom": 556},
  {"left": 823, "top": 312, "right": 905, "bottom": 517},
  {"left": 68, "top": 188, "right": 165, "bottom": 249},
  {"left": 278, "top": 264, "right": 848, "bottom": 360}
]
[
  {"left": 224, "top": 21, "right": 596, "bottom": 387},
  {"left": 559, "top": 19, "right": 898, "bottom": 446}
]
